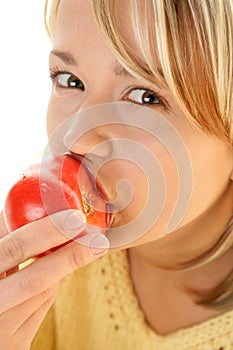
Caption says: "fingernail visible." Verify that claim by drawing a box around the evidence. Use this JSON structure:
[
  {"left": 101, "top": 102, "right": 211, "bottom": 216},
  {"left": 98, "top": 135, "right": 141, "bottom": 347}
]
[
  {"left": 64, "top": 210, "right": 86, "bottom": 232},
  {"left": 89, "top": 234, "right": 110, "bottom": 255}
]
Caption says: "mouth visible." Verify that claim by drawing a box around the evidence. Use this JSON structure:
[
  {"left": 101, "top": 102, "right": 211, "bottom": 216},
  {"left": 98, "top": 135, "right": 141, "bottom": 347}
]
[{"left": 64, "top": 151, "right": 114, "bottom": 229}]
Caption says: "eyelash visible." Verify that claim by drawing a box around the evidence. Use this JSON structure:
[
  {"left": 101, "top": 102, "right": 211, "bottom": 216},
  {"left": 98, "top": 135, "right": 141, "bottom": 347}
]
[
  {"left": 49, "top": 66, "right": 85, "bottom": 90},
  {"left": 50, "top": 66, "right": 70, "bottom": 80},
  {"left": 124, "top": 86, "right": 167, "bottom": 110},
  {"left": 49, "top": 66, "right": 168, "bottom": 109}
]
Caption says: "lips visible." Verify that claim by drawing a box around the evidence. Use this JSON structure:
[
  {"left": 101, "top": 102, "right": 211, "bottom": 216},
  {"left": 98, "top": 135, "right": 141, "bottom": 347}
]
[{"left": 65, "top": 151, "right": 113, "bottom": 229}]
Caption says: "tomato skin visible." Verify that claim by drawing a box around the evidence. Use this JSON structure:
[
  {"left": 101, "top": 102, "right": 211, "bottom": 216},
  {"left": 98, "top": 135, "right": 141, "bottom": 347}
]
[{"left": 3, "top": 155, "right": 108, "bottom": 253}]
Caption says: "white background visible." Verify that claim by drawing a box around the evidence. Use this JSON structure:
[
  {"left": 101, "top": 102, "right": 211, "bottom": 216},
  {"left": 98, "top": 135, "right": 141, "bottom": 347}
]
[{"left": 0, "top": 2, "right": 51, "bottom": 208}]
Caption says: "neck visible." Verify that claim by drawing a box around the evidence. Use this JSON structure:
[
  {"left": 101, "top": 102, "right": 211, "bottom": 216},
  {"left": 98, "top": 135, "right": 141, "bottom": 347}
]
[
  {"left": 127, "top": 181, "right": 233, "bottom": 334},
  {"left": 130, "top": 181, "right": 233, "bottom": 276}
]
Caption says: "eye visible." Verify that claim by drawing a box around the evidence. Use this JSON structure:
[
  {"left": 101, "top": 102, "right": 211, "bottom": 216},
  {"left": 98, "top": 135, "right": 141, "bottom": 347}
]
[
  {"left": 50, "top": 68, "right": 85, "bottom": 90},
  {"left": 57, "top": 73, "right": 84, "bottom": 89},
  {"left": 125, "top": 88, "right": 165, "bottom": 106}
]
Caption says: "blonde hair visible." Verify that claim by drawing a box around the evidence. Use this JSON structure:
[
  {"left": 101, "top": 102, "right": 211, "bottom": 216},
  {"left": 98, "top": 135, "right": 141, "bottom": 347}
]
[{"left": 45, "top": 0, "right": 233, "bottom": 311}]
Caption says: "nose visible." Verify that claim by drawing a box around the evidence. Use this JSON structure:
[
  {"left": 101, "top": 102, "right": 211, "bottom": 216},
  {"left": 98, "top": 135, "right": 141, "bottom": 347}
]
[
  {"left": 65, "top": 130, "right": 113, "bottom": 160},
  {"left": 63, "top": 97, "right": 115, "bottom": 160}
]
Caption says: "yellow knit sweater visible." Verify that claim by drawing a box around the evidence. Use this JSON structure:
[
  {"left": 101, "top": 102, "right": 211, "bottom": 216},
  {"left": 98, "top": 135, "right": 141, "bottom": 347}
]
[{"left": 31, "top": 250, "right": 233, "bottom": 350}]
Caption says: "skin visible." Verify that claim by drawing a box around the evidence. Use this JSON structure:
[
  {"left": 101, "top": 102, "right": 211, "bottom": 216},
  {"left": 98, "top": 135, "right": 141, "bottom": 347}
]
[
  {"left": 47, "top": 0, "right": 233, "bottom": 335},
  {"left": 0, "top": 0, "right": 232, "bottom": 346},
  {"left": 0, "top": 209, "right": 109, "bottom": 349}
]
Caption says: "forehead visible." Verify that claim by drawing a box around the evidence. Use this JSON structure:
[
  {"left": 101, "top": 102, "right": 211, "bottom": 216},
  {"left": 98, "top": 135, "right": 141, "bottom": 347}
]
[
  {"left": 53, "top": 0, "right": 120, "bottom": 73},
  {"left": 53, "top": 0, "right": 101, "bottom": 46},
  {"left": 52, "top": 0, "right": 136, "bottom": 79},
  {"left": 52, "top": 0, "right": 135, "bottom": 58}
]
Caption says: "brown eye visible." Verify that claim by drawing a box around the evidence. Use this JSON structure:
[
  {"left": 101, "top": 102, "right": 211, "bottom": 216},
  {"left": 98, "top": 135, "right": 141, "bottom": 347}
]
[
  {"left": 126, "top": 88, "right": 162, "bottom": 105},
  {"left": 57, "top": 73, "right": 84, "bottom": 90}
]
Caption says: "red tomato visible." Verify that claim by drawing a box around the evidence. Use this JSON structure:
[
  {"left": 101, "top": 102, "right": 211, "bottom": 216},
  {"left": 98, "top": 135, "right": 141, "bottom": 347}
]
[{"left": 3, "top": 154, "right": 109, "bottom": 254}]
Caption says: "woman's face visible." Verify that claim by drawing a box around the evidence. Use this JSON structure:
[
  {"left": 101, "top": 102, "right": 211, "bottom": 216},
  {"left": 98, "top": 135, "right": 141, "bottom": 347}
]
[{"left": 47, "top": 0, "right": 233, "bottom": 250}]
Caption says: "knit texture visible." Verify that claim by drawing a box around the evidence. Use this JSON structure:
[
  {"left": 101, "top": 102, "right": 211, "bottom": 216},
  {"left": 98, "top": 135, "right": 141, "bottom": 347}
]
[{"left": 31, "top": 250, "right": 233, "bottom": 350}]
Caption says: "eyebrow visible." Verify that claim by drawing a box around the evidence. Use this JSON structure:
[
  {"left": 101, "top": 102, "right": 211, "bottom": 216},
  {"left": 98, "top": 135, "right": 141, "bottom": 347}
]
[
  {"left": 50, "top": 50, "right": 77, "bottom": 65},
  {"left": 50, "top": 49, "right": 134, "bottom": 78}
]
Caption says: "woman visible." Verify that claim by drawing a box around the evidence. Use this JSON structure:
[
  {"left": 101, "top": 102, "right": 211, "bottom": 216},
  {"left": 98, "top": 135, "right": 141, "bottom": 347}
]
[{"left": 0, "top": 0, "right": 233, "bottom": 349}]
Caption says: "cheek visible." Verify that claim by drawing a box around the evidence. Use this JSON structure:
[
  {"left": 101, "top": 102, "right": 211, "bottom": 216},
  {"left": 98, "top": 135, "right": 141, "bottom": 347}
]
[
  {"left": 46, "top": 93, "right": 83, "bottom": 138},
  {"left": 99, "top": 159, "right": 149, "bottom": 223},
  {"left": 113, "top": 133, "right": 232, "bottom": 238},
  {"left": 182, "top": 140, "right": 233, "bottom": 222},
  {"left": 46, "top": 98, "right": 58, "bottom": 138},
  {"left": 104, "top": 139, "right": 180, "bottom": 234}
]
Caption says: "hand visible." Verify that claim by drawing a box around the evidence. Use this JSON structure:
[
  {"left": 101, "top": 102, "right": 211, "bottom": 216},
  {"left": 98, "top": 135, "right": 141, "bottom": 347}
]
[{"left": 0, "top": 209, "right": 109, "bottom": 350}]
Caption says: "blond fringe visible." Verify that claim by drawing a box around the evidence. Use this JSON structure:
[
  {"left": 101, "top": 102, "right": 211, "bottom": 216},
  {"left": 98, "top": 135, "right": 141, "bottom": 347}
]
[
  {"left": 44, "top": 0, "right": 60, "bottom": 40},
  {"left": 92, "top": 0, "right": 233, "bottom": 144}
]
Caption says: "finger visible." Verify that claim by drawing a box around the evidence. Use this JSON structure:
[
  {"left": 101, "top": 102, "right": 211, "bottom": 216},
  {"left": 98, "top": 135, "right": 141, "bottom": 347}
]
[
  {"left": 0, "top": 209, "right": 86, "bottom": 274},
  {"left": 0, "top": 233, "right": 109, "bottom": 313},
  {"left": 12, "top": 283, "right": 60, "bottom": 347},
  {"left": 1, "top": 282, "right": 61, "bottom": 336},
  {"left": 0, "top": 210, "right": 9, "bottom": 238}
]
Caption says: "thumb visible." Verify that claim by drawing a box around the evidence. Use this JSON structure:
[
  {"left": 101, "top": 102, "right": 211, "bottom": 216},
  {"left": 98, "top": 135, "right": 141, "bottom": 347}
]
[{"left": 48, "top": 209, "right": 87, "bottom": 241}]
